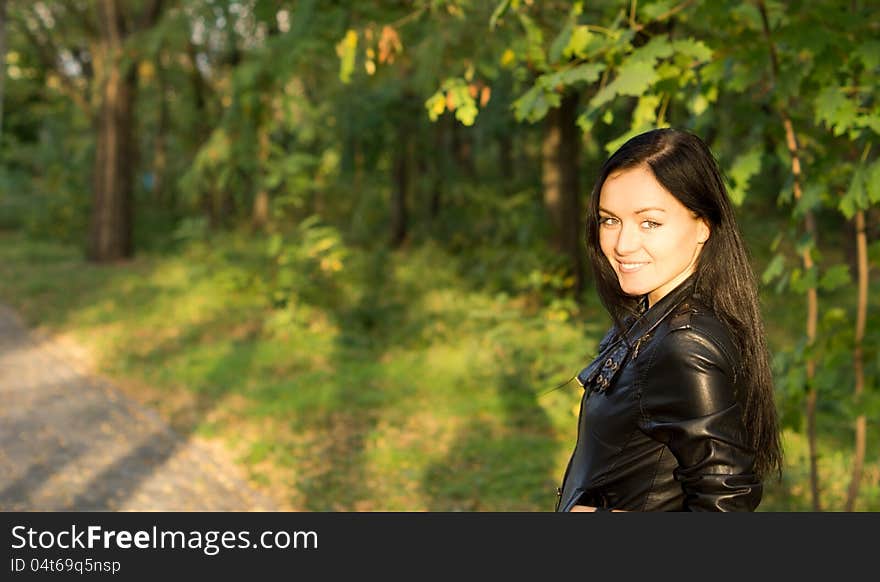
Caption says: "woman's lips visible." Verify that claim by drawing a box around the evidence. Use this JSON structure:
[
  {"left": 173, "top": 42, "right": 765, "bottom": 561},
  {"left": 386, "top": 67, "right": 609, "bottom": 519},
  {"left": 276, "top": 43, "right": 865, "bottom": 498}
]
[{"left": 617, "top": 261, "right": 649, "bottom": 273}]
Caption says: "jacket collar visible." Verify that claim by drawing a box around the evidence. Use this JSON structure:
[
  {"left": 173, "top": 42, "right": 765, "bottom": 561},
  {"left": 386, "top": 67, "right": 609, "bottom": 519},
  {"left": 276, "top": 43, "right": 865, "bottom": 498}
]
[{"left": 577, "top": 274, "right": 697, "bottom": 393}]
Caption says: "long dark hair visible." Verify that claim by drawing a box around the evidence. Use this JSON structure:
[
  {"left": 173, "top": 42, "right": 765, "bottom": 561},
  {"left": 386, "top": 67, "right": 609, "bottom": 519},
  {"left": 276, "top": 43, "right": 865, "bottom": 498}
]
[{"left": 585, "top": 128, "right": 782, "bottom": 480}]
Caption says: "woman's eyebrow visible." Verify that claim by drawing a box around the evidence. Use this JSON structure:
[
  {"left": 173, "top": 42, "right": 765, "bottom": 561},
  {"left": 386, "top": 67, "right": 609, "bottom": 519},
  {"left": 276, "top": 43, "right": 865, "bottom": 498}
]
[{"left": 598, "top": 207, "right": 667, "bottom": 214}]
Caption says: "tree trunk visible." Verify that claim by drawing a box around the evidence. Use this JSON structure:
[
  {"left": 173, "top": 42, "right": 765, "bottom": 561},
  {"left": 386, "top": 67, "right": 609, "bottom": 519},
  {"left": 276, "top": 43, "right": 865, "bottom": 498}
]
[
  {"left": 89, "top": 66, "right": 136, "bottom": 261},
  {"left": 87, "top": 0, "right": 164, "bottom": 261},
  {"left": 252, "top": 128, "right": 271, "bottom": 230},
  {"left": 252, "top": 189, "right": 270, "bottom": 230},
  {"left": 844, "top": 208, "right": 869, "bottom": 511},
  {"left": 88, "top": 0, "right": 137, "bottom": 262},
  {"left": 541, "top": 91, "right": 585, "bottom": 296}
]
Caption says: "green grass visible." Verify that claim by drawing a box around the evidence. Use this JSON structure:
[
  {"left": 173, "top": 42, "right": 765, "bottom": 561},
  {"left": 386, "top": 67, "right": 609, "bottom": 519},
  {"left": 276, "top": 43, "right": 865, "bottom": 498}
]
[
  {"left": 0, "top": 230, "right": 594, "bottom": 511},
  {"left": 1, "top": 226, "right": 877, "bottom": 512}
]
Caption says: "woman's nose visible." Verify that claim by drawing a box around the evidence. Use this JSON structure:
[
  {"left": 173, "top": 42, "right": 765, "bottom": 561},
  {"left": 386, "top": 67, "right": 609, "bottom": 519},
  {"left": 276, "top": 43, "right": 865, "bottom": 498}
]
[{"left": 614, "top": 223, "right": 640, "bottom": 255}]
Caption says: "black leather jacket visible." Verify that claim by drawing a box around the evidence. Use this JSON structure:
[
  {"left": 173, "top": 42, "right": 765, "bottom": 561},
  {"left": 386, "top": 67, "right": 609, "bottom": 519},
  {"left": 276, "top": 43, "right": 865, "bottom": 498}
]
[{"left": 556, "top": 276, "right": 762, "bottom": 512}]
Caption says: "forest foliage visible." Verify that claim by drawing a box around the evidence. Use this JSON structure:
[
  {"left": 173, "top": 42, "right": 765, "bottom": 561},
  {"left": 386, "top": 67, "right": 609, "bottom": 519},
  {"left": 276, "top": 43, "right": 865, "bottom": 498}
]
[{"left": 0, "top": 0, "right": 878, "bottom": 511}]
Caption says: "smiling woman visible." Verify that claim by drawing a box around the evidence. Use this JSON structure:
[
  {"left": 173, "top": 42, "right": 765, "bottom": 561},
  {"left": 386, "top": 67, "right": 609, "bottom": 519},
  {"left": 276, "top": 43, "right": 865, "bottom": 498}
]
[
  {"left": 556, "top": 128, "right": 783, "bottom": 513},
  {"left": 597, "top": 166, "right": 710, "bottom": 307}
]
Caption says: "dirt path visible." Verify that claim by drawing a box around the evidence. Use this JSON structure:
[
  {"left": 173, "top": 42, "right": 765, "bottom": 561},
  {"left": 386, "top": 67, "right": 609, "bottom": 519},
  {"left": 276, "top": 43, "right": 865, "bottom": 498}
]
[{"left": 0, "top": 304, "right": 280, "bottom": 511}]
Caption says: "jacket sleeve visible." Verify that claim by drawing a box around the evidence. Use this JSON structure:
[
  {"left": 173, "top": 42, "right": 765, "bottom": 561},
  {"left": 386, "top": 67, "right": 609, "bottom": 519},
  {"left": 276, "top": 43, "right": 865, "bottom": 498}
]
[{"left": 639, "top": 326, "right": 762, "bottom": 511}]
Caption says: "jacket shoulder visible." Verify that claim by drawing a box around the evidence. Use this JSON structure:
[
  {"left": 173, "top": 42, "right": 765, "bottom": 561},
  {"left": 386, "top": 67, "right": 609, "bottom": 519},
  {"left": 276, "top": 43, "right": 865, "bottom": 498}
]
[
  {"left": 640, "top": 298, "right": 742, "bottom": 419},
  {"left": 664, "top": 296, "right": 739, "bottom": 372}
]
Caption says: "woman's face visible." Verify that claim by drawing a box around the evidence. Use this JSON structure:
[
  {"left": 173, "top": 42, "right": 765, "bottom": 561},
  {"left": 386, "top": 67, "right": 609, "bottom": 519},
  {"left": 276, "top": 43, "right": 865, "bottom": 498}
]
[{"left": 598, "top": 165, "right": 710, "bottom": 307}]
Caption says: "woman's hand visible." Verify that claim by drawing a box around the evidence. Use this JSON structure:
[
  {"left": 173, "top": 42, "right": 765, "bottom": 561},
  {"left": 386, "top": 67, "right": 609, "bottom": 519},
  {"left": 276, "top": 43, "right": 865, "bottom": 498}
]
[{"left": 569, "top": 504, "right": 622, "bottom": 512}]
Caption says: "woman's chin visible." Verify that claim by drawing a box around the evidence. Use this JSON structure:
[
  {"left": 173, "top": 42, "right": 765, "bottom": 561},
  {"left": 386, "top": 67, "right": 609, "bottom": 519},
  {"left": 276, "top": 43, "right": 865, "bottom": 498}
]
[{"left": 616, "top": 281, "right": 647, "bottom": 298}]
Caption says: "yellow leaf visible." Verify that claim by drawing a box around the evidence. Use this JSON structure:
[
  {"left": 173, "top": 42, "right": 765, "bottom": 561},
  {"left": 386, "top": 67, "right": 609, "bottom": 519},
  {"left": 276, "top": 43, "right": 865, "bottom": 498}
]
[
  {"left": 336, "top": 29, "right": 358, "bottom": 56},
  {"left": 500, "top": 49, "right": 516, "bottom": 67},
  {"left": 138, "top": 60, "right": 155, "bottom": 81},
  {"left": 426, "top": 93, "right": 447, "bottom": 120},
  {"left": 336, "top": 29, "right": 358, "bottom": 83}
]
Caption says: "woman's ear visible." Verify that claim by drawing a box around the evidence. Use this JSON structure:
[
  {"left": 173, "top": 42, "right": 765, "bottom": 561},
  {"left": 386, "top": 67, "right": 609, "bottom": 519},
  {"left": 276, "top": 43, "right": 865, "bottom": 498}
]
[{"left": 698, "top": 219, "right": 710, "bottom": 245}]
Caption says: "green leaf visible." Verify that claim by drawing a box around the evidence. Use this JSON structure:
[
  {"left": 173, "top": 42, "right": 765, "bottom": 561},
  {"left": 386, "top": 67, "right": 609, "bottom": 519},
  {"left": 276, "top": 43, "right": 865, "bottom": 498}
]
[
  {"left": 730, "top": 3, "right": 763, "bottom": 31},
  {"left": 860, "top": 112, "right": 880, "bottom": 135},
  {"left": 628, "top": 36, "right": 674, "bottom": 65},
  {"left": 865, "top": 159, "right": 880, "bottom": 204},
  {"left": 631, "top": 94, "right": 661, "bottom": 128},
  {"left": 854, "top": 40, "right": 880, "bottom": 70},
  {"left": 790, "top": 266, "right": 818, "bottom": 295},
  {"left": 590, "top": 60, "right": 659, "bottom": 110},
  {"left": 610, "top": 60, "right": 659, "bottom": 95},
  {"left": 549, "top": 22, "right": 573, "bottom": 64},
  {"left": 605, "top": 129, "right": 640, "bottom": 154},
  {"left": 794, "top": 182, "right": 824, "bottom": 219},
  {"left": 819, "top": 264, "right": 851, "bottom": 292},
  {"left": 640, "top": 0, "right": 676, "bottom": 21},
  {"left": 671, "top": 38, "right": 713, "bottom": 63},
  {"left": 455, "top": 104, "right": 479, "bottom": 126},
  {"left": 490, "top": 0, "right": 512, "bottom": 30},
  {"left": 542, "top": 63, "right": 606, "bottom": 89},
  {"left": 770, "top": 233, "right": 783, "bottom": 252},
  {"left": 448, "top": 83, "right": 479, "bottom": 126},
  {"left": 655, "top": 61, "right": 682, "bottom": 82},
  {"left": 821, "top": 306, "right": 848, "bottom": 327},
  {"left": 564, "top": 26, "right": 593, "bottom": 59},
  {"left": 576, "top": 110, "right": 599, "bottom": 134},
  {"left": 840, "top": 165, "right": 867, "bottom": 219},
  {"left": 728, "top": 147, "right": 762, "bottom": 206},
  {"left": 512, "top": 85, "right": 559, "bottom": 123},
  {"left": 814, "top": 86, "right": 859, "bottom": 136},
  {"left": 517, "top": 13, "right": 546, "bottom": 69},
  {"left": 689, "top": 93, "right": 709, "bottom": 116},
  {"left": 762, "top": 253, "right": 785, "bottom": 285}
]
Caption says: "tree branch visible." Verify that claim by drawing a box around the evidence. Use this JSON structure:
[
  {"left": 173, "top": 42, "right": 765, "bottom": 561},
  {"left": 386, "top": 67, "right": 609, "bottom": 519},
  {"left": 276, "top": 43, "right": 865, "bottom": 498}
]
[{"left": 757, "top": 0, "right": 821, "bottom": 512}]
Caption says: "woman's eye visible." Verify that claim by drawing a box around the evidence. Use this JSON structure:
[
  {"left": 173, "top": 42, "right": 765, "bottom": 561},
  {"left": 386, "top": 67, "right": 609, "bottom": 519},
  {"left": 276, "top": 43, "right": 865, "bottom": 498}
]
[
  {"left": 599, "top": 217, "right": 618, "bottom": 227},
  {"left": 641, "top": 220, "right": 661, "bottom": 229}
]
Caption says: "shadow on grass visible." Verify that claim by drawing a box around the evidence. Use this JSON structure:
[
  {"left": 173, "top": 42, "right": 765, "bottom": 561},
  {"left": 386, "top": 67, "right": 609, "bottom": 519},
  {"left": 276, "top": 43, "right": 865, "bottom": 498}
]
[
  {"left": 421, "top": 345, "right": 558, "bottom": 511},
  {"left": 291, "top": 247, "right": 432, "bottom": 510}
]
